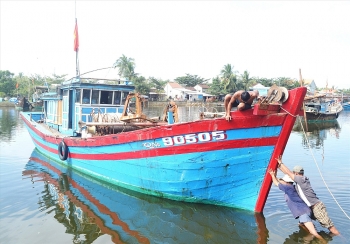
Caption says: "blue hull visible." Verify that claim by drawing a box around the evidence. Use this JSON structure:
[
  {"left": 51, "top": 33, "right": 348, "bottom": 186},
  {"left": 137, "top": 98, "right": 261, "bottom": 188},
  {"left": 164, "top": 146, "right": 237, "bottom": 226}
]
[{"left": 24, "top": 119, "right": 279, "bottom": 211}]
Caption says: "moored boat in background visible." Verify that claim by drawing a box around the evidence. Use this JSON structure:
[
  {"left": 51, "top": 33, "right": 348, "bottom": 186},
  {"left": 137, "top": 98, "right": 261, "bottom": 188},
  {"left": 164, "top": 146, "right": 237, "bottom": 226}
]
[
  {"left": 342, "top": 101, "right": 350, "bottom": 111},
  {"left": 303, "top": 94, "right": 343, "bottom": 121},
  {"left": 20, "top": 77, "right": 306, "bottom": 212}
]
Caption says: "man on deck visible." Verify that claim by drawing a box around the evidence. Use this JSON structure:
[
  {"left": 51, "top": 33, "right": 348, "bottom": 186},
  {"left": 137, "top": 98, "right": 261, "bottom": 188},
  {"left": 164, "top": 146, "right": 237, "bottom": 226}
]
[{"left": 224, "top": 90, "right": 259, "bottom": 121}]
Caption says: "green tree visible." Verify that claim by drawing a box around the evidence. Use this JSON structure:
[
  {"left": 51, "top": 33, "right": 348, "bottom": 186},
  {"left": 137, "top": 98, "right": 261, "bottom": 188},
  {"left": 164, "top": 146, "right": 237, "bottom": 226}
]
[
  {"left": 15, "top": 73, "right": 31, "bottom": 98},
  {"left": 0, "top": 70, "right": 15, "bottom": 96},
  {"left": 131, "top": 76, "right": 151, "bottom": 95},
  {"left": 175, "top": 74, "right": 209, "bottom": 87},
  {"left": 46, "top": 73, "right": 67, "bottom": 85},
  {"left": 274, "top": 77, "right": 298, "bottom": 89},
  {"left": 148, "top": 77, "right": 167, "bottom": 91},
  {"left": 220, "top": 64, "right": 237, "bottom": 93},
  {"left": 240, "top": 70, "right": 253, "bottom": 91},
  {"left": 208, "top": 76, "right": 224, "bottom": 96},
  {"left": 113, "top": 55, "right": 137, "bottom": 81},
  {"left": 252, "top": 77, "right": 274, "bottom": 87}
]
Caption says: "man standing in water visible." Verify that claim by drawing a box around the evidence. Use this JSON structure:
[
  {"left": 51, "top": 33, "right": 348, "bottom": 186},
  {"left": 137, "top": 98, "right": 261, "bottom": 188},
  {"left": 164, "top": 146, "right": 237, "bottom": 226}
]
[
  {"left": 224, "top": 90, "right": 259, "bottom": 121},
  {"left": 276, "top": 156, "right": 340, "bottom": 235},
  {"left": 268, "top": 170, "right": 325, "bottom": 241}
]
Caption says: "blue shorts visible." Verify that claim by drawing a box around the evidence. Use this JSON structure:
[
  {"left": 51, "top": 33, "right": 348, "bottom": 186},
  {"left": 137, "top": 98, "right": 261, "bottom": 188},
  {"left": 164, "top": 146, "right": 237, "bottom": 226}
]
[{"left": 299, "top": 213, "right": 312, "bottom": 223}]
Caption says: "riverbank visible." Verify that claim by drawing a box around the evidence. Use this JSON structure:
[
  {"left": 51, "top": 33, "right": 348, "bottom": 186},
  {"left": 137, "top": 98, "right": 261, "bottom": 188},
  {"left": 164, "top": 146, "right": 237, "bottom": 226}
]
[
  {"left": 0, "top": 101, "right": 15, "bottom": 107},
  {"left": 0, "top": 100, "right": 224, "bottom": 108}
]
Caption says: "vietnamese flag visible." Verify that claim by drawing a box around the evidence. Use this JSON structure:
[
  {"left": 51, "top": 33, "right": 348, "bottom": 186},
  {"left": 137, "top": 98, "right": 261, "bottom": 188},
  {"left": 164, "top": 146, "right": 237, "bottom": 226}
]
[
  {"left": 74, "top": 19, "right": 79, "bottom": 51},
  {"left": 16, "top": 82, "right": 19, "bottom": 89}
]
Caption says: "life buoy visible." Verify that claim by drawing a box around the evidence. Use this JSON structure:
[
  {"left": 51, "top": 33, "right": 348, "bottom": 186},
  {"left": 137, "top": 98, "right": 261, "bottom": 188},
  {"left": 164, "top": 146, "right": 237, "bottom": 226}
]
[{"left": 58, "top": 141, "right": 68, "bottom": 161}]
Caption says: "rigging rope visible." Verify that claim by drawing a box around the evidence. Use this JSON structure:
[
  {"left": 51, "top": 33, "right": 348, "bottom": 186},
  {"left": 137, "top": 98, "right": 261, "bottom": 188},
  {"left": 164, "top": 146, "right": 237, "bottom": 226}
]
[{"left": 298, "top": 116, "right": 350, "bottom": 220}]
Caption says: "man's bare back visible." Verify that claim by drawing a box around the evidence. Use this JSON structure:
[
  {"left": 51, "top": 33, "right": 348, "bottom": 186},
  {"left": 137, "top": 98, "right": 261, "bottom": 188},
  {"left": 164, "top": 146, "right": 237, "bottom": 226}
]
[{"left": 224, "top": 90, "right": 259, "bottom": 121}]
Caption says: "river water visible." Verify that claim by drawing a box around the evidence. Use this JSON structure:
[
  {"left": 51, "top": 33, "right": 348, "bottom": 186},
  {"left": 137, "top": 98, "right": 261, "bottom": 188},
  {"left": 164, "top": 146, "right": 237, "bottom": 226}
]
[{"left": 0, "top": 106, "right": 349, "bottom": 244}]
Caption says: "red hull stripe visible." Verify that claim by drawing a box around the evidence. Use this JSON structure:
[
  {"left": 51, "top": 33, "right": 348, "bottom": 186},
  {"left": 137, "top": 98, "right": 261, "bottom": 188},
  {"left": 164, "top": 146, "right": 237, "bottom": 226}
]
[
  {"left": 30, "top": 129, "right": 278, "bottom": 160},
  {"left": 32, "top": 135, "right": 60, "bottom": 154},
  {"left": 22, "top": 113, "right": 286, "bottom": 148},
  {"left": 68, "top": 137, "right": 278, "bottom": 160}
]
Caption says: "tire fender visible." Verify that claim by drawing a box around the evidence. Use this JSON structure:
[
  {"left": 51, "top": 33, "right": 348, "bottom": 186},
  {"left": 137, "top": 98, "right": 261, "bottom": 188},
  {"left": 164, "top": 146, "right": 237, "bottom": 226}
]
[{"left": 58, "top": 141, "right": 68, "bottom": 161}]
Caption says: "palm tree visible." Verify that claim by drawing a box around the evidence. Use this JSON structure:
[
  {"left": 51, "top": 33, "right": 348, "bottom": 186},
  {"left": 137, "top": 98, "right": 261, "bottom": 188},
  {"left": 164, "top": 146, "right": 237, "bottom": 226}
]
[
  {"left": 240, "top": 70, "right": 253, "bottom": 91},
  {"left": 220, "top": 64, "right": 237, "bottom": 93},
  {"left": 113, "top": 55, "right": 137, "bottom": 80}
]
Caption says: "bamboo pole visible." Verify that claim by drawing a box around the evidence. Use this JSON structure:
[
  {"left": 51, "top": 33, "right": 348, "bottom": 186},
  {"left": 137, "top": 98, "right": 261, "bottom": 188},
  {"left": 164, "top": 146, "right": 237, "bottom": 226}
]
[{"left": 299, "top": 69, "right": 308, "bottom": 131}]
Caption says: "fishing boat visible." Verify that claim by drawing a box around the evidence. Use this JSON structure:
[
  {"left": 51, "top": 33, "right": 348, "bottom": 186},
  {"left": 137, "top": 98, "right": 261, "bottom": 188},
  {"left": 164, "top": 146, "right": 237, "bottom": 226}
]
[
  {"left": 342, "top": 101, "right": 350, "bottom": 111},
  {"left": 20, "top": 77, "right": 306, "bottom": 212},
  {"left": 15, "top": 96, "right": 32, "bottom": 111},
  {"left": 23, "top": 148, "right": 268, "bottom": 243},
  {"left": 30, "top": 85, "right": 49, "bottom": 111},
  {"left": 303, "top": 94, "right": 343, "bottom": 121}
]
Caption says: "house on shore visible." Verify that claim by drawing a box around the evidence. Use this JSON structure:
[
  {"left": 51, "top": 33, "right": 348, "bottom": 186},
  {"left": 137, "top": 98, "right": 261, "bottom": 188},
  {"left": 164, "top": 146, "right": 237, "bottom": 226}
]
[
  {"left": 164, "top": 82, "right": 215, "bottom": 101},
  {"left": 250, "top": 83, "right": 269, "bottom": 96}
]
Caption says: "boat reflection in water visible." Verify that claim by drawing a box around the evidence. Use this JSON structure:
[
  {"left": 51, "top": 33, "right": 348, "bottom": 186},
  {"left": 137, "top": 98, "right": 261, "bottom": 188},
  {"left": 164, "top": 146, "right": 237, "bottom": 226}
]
[
  {"left": 293, "top": 118, "right": 340, "bottom": 148},
  {"left": 23, "top": 149, "right": 268, "bottom": 244}
]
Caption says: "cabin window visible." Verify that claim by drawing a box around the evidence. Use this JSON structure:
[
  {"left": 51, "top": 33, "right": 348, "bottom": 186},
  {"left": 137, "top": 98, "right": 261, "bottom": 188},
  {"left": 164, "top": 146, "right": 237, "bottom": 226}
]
[
  {"left": 91, "top": 90, "right": 99, "bottom": 104},
  {"left": 82, "top": 89, "right": 91, "bottom": 104},
  {"left": 114, "top": 91, "right": 121, "bottom": 104},
  {"left": 122, "top": 91, "right": 129, "bottom": 104},
  {"left": 75, "top": 89, "right": 81, "bottom": 103},
  {"left": 46, "top": 100, "right": 58, "bottom": 123},
  {"left": 100, "top": 90, "right": 113, "bottom": 104}
]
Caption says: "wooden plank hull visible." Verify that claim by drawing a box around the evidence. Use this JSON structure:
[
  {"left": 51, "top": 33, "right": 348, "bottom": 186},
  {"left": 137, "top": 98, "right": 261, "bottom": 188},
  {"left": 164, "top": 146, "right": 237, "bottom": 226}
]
[{"left": 20, "top": 87, "right": 307, "bottom": 212}]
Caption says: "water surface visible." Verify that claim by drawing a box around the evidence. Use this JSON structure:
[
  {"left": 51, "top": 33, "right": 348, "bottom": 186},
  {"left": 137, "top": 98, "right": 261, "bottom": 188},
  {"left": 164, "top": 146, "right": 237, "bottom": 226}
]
[{"left": 0, "top": 107, "right": 349, "bottom": 243}]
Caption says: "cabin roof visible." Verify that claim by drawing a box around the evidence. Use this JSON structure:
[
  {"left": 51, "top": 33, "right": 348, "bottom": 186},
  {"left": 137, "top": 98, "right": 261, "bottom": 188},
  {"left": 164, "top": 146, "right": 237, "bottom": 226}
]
[{"left": 60, "top": 82, "right": 135, "bottom": 91}]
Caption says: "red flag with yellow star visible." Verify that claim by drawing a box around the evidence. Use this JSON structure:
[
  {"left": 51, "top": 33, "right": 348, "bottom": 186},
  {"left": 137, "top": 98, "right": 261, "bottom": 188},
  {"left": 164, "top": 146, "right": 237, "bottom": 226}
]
[{"left": 74, "top": 19, "right": 79, "bottom": 52}]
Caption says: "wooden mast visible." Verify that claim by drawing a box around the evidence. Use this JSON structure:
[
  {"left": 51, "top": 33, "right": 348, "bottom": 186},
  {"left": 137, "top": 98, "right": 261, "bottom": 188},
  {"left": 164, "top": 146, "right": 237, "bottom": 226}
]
[{"left": 299, "top": 69, "right": 308, "bottom": 131}]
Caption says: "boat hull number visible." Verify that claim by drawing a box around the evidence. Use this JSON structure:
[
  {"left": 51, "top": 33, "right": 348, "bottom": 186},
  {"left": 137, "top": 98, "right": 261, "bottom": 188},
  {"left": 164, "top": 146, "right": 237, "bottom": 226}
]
[{"left": 162, "top": 131, "right": 226, "bottom": 146}]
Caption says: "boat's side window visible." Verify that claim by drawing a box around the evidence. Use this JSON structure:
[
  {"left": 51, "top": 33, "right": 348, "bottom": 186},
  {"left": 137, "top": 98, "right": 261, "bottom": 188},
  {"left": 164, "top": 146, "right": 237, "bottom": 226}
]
[
  {"left": 82, "top": 89, "right": 91, "bottom": 104},
  {"left": 100, "top": 91, "right": 113, "bottom": 104},
  {"left": 114, "top": 91, "right": 121, "bottom": 105},
  {"left": 91, "top": 90, "right": 99, "bottom": 104},
  {"left": 122, "top": 91, "right": 129, "bottom": 104},
  {"left": 76, "top": 89, "right": 81, "bottom": 103}
]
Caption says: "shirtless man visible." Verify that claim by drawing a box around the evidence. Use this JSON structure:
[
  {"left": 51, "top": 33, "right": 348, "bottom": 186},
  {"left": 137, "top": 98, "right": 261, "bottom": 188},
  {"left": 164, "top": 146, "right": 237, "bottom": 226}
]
[{"left": 224, "top": 90, "right": 259, "bottom": 121}]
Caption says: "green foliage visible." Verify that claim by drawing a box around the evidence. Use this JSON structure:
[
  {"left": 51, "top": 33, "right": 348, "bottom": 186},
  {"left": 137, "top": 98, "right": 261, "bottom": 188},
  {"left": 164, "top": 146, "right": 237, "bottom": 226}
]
[
  {"left": 0, "top": 70, "right": 69, "bottom": 101},
  {"left": 239, "top": 70, "right": 253, "bottom": 91},
  {"left": 113, "top": 55, "right": 138, "bottom": 81},
  {"left": 0, "top": 70, "right": 15, "bottom": 96},
  {"left": 338, "top": 88, "right": 350, "bottom": 95},
  {"left": 175, "top": 74, "right": 209, "bottom": 87},
  {"left": 208, "top": 76, "right": 224, "bottom": 96},
  {"left": 148, "top": 77, "right": 167, "bottom": 93},
  {"left": 220, "top": 64, "right": 237, "bottom": 93},
  {"left": 251, "top": 77, "right": 299, "bottom": 89},
  {"left": 46, "top": 73, "right": 67, "bottom": 85},
  {"left": 131, "top": 76, "right": 151, "bottom": 95}
]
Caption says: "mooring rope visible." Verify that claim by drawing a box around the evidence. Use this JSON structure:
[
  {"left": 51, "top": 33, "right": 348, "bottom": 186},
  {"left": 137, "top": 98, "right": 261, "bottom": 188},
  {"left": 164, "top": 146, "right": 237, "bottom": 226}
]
[
  {"left": 280, "top": 106, "right": 297, "bottom": 117},
  {"left": 298, "top": 116, "right": 350, "bottom": 220}
]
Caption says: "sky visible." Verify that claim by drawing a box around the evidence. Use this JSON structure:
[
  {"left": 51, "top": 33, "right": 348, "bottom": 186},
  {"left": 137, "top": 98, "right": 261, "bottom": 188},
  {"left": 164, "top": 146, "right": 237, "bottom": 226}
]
[{"left": 1, "top": 1, "right": 350, "bottom": 89}]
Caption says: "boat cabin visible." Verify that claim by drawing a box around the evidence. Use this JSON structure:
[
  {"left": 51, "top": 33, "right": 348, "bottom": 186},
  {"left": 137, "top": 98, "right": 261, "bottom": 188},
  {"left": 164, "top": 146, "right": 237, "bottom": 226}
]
[{"left": 40, "top": 78, "right": 135, "bottom": 136}]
